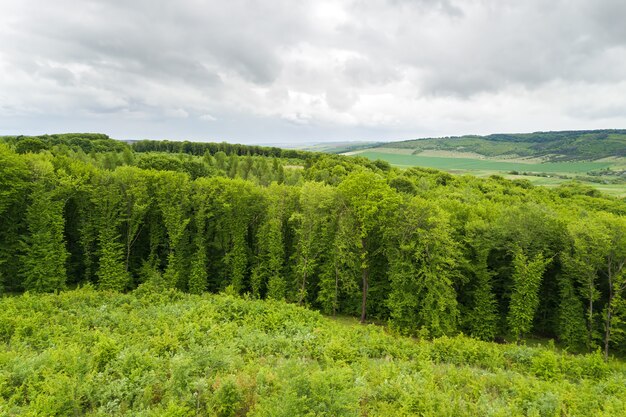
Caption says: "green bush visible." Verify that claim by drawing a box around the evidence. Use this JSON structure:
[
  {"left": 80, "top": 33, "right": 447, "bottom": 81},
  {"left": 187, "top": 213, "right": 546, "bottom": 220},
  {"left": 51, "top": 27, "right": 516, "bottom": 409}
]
[{"left": 0, "top": 289, "right": 624, "bottom": 416}]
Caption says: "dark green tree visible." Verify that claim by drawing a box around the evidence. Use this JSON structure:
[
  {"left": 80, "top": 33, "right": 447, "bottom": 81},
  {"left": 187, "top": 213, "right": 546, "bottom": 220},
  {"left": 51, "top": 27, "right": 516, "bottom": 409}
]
[
  {"left": 317, "top": 205, "right": 360, "bottom": 316},
  {"left": 562, "top": 217, "right": 608, "bottom": 350},
  {"left": 188, "top": 188, "right": 208, "bottom": 294},
  {"left": 20, "top": 158, "right": 68, "bottom": 292},
  {"left": 115, "top": 167, "right": 152, "bottom": 273},
  {"left": 556, "top": 274, "right": 587, "bottom": 351}
]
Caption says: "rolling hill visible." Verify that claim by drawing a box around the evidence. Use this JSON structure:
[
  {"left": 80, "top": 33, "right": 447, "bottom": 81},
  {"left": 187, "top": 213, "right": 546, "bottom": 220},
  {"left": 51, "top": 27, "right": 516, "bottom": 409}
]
[
  {"left": 369, "top": 130, "right": 626, "bottom": 162},
  {"left": 346, "top": 130, "right": 626, "bottom": 196}
]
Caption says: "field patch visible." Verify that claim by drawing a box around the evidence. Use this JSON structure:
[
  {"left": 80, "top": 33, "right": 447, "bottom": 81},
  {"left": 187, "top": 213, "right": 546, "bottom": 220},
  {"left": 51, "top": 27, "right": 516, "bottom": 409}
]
[{"left": 356, "top": 150, "right": 613, "bottom": 174}]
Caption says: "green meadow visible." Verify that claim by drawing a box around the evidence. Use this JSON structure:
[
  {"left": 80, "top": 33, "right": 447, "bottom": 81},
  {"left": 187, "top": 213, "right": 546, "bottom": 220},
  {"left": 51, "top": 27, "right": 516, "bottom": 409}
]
[
  {"left": 356, "top": 151, "right": 612, "bottom": 173},
  {"left": 2, "top": 288, "right": 625, "bottom": 416}
]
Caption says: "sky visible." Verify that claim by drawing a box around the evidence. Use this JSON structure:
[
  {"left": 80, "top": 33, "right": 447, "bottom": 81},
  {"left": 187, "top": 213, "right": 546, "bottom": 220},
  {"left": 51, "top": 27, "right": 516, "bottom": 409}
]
[{"left": 1, "top": 0, "right": 626, "bottom": 144}]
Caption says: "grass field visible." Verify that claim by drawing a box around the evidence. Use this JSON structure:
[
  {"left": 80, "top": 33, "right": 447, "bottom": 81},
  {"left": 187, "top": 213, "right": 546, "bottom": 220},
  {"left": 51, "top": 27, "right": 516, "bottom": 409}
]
[
  {"left": 507, "top": 176, "right": 626, "bottom": 197},
  {"left": 356, "top": 151, "right": 612, "bottom": 173},
  {"left": 352, "top": 150, "right": 626, "bottom": 196}
]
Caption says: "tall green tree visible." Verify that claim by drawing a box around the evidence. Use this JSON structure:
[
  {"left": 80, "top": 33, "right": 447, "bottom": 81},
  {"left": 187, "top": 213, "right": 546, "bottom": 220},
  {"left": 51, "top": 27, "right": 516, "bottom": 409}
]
[
  {"left": 386, "top": 197, "right": 460, "bottom": 337},
  {"left": 253, "top": 217, "right": 285, "bottom": 299},
  {"left": 556, "top": 274, "right": 587, "bottom": 351},
  {"left": 457, "top": 211, "right": 501, "bottom": 342},
  {"left": 93, "top": 172, "right": 129, "bottom": 292},
  {"left": 0, "top": 144, "right": 29, "bottom": 291},
  {"left": 597, "top": 213, "right": 626, "bottom": 359},
  {"left": 562, "top": 217, "right": 609, "bottom": 350},
  {"left": 317, "top": 205, "right": 360, "bottom": 316},
  {"left": 115, "top": 167, "right": 152, "bottom": 273},
  {"left": 211, "top": 178, "right": 262, "bottom": 293},
  {"left": 490, "top": 203, "right": 564, "bottom": 337},
  {"left": 53, "top": 157, "right": 98, "bottom": 286},
  {"left": 507, "top": 248, "right": 551, "bottom": 341},
  {"left": 251, "top": 184, "right": 294, "bottom": 300},
  {"left": 0, "top": 143, "right": 28, "bottom": 217},
  {"left": 338, "top": 171, "right": 398, "bottom": 323},
  {"left": 290, "top": 182, "right": 336, "bottom": 305},
  {"left": 188, "top": 181, "right": 210, "bottom": 294},
  {"left": 20, "top": 158, "right": 68, "bottom": 292},
  {"left": 154, "top": 171, "right": 190, "bottom": 288},
  {"left": 467, "top": 248, "right": 499, "bottom": 341}
]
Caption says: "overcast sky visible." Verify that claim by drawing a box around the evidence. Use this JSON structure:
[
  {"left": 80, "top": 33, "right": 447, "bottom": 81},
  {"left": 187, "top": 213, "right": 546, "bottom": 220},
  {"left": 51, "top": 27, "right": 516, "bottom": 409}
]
[{"left": 1, "top": 0, "right": 626, "bottom": 144}]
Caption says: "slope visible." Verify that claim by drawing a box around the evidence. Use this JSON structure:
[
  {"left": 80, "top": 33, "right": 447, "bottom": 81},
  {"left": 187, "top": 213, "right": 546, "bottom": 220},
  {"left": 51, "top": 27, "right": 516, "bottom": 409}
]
[{"left": 1, "top": 288, "right": 624, "bottom": 416}]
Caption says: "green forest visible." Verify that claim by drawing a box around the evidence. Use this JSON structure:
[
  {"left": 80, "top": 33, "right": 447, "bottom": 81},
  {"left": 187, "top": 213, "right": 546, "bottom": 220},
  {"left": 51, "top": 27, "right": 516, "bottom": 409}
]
[{"left": 1, "top": 133, "right": 626, "bottom": 415}]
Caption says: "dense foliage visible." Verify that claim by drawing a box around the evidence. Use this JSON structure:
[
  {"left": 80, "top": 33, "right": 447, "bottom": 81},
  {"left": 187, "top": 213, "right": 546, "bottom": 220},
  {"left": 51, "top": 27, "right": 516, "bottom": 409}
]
[
  {"left": 378, "top": 129, "right": 626, "bottom": 161},
  {"left": 1, "top": 133, "right": 626, "bottom": 361},
  {"left": 1, "top": 288, "right": 624, "bottom": 416}
]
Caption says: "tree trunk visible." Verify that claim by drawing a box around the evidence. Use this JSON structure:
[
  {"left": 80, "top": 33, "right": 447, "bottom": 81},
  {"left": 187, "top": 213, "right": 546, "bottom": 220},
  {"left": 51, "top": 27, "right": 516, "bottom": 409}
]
[
  {"left": 298, "top": 267, "right": 307, "bottom": 306},
  {"left": 604, "top": 262, "right": 614, "bottom": 361},
  {"left": 333, "top": 263, "right": 339, "bottom": 317},
  {"left": 125, "top": 202, "right": 133, "bottom": 273},
  {"left": 360, "top": 237, "right": 369, "bottom": 324},
  {"left": 604, "top": 303, "right": 611, "bottom": 361},
  {"left": 587, "top": 283, "right": 593, "bottom": 349},
  {"left": 125, "top": 220, "right": 143, "bottom": 273},
  {"left": 126, "top": 234, "right": 132, "bottom": 273},
  {"left": 360, "top": 266, "right": 369, "bottom": 323}
]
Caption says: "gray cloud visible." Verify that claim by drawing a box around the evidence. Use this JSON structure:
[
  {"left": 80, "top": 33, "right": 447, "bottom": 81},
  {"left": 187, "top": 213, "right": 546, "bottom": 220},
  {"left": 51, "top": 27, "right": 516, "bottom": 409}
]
[{"left": 1, "top": 0, "right": 625, "bottom": 142}]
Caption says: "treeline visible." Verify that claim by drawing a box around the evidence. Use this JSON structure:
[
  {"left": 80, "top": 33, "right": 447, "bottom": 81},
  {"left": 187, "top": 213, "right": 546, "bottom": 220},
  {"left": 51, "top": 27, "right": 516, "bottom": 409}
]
[
  {"left": 1, "top": 135, "right": 626, "bottom": 358},
  {"left": 1, "top": 133, "right": 127, "bottom": 154},
  {"left": 0, "top": 133, "right": 317, "bottom": 161},
  {"left": 131, "top": 139, "right": 316, "bottom": 160}
]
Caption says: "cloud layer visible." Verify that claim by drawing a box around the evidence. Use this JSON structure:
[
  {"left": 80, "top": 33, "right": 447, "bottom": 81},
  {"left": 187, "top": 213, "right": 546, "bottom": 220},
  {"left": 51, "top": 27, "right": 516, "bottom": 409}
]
[{"left": 1, "top": 0, "right": 626, "bottom": 142}]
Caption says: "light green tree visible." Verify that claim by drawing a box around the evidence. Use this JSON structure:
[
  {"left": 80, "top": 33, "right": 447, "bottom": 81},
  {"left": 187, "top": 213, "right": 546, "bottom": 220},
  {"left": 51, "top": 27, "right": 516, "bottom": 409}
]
[
  {"left": 154, "top": 171, "right": 190, "bottom": 288},
  {"left": 251, "top": 184, "right": 294, "bottom": 300},
  {"left": 338, "top": 171, "right": 399, "bottom": 323},
  {"left": 386, "top": 197, "right": 460, "bottom": 337},
  {"left": 507, "top": 248, "right": 551, "bottom": 341},
  {"left": 290, "top": 182, "right": 336, "bottom": 305},
  {"left": 0, "top": 144, "right": 29, "bottom": 291}
]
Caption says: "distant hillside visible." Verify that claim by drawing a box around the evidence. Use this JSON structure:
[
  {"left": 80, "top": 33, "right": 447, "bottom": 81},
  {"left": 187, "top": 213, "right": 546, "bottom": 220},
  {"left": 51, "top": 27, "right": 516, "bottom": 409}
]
[
  {"left": 375, "top": 129, "right": 626, "bottom": 161},
  {"left": 298, "top": 141, "right": 384, "bottom": 154}
]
